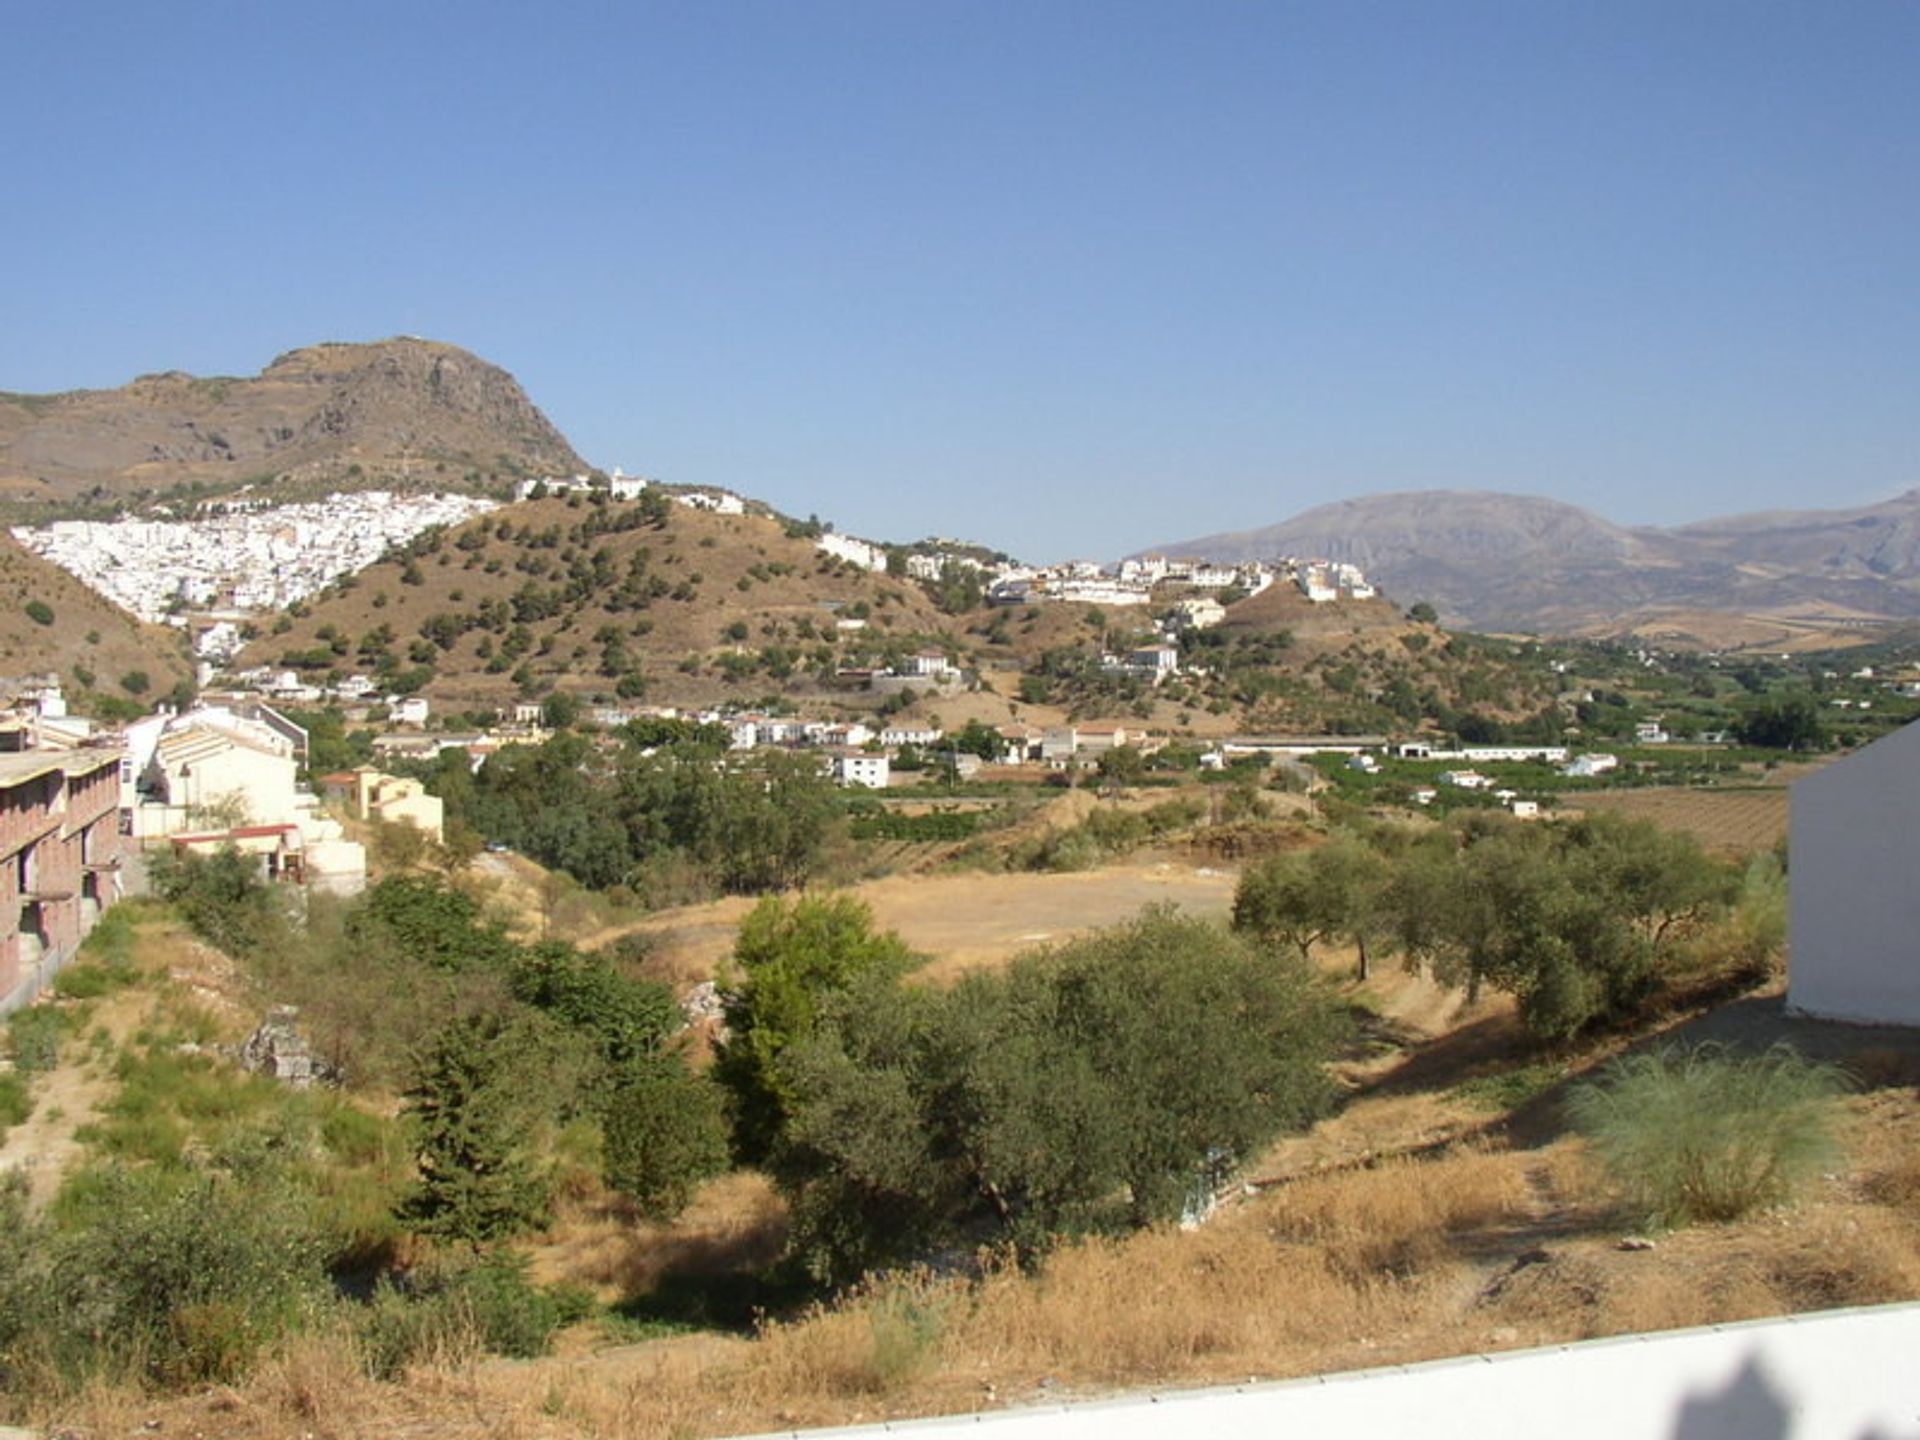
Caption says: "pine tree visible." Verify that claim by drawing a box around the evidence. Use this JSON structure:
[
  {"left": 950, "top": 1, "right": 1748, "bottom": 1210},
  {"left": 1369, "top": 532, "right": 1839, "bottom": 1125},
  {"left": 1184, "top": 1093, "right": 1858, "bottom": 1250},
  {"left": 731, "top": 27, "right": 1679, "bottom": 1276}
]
[{"left": 400, "top": 1014, "right": 549, "bottom": 1245}]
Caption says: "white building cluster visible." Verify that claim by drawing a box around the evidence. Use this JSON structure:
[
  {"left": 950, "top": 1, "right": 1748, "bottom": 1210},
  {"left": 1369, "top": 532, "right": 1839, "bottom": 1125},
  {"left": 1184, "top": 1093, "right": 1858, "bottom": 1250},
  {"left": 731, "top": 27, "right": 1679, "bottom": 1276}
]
[
  {"left": 512, "top": 468, "right": 651, "bottom": 502},
  {"left": 1292, "top": 559, "right": 1375, "bottom": 603},
  {"left": 815, "top": 532, "right": 891, "bottom": 572},
  {"left": 983, "top": 553, "right": 1372, "bottom": 609},
  {"left": 13, "top": 491, "right": 497, "bottom": 624}
]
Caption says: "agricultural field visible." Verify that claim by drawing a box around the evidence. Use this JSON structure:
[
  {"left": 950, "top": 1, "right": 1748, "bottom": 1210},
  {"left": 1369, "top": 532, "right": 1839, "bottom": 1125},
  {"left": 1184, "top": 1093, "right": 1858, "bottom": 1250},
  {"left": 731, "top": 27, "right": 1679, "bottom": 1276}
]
[{"left": 1559, "top": 786, "right": 1790, "bottom": 857}]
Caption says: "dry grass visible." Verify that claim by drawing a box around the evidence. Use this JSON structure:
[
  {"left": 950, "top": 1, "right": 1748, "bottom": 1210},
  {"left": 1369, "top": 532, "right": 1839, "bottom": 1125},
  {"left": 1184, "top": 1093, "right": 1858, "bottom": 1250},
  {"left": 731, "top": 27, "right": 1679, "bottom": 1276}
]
[
  {"left": 47, "top": 1091, "right": 1920, "bottom": 1440},
  {"left": 35, "top": 891, "right": 1920, "bottom": 1440},
  {"left": 525, "top": 1171, "right": 789, "bottom": 1302}
]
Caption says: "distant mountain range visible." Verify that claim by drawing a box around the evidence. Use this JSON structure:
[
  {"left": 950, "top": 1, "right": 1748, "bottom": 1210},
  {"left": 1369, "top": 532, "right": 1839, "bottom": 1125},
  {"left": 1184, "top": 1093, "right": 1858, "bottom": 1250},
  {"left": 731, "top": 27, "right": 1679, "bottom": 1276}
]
[
  {"left": 0, "top": 338, "right": 585, "bottom": 513},
  {"left": 1154, "top": 489, "right": 1920, "bottom": 645},
  {"left": 8, "top": 336, "right": 1916, "bottom": 653}
]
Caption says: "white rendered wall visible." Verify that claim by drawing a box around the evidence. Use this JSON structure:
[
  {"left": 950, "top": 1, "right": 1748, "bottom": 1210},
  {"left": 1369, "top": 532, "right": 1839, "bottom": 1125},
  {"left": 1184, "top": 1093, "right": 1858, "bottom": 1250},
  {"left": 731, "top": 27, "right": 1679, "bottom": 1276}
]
[
  {"left": 735, "top": 1303, "right": 1920, "bottom": 1440},
  {"left": 1789, "top": 722, "right": 1920, "bottom": 1026}
]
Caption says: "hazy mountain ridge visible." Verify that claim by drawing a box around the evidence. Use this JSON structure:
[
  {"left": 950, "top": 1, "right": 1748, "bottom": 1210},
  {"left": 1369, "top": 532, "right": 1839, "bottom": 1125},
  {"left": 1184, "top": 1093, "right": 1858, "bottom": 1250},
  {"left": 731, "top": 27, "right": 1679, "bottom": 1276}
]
[
  {"left": 1155, "top": 488, "right": 1920, "bottom": 637},
  {"left": 0, "top": 338, "right": 586, "bottom": 511}
]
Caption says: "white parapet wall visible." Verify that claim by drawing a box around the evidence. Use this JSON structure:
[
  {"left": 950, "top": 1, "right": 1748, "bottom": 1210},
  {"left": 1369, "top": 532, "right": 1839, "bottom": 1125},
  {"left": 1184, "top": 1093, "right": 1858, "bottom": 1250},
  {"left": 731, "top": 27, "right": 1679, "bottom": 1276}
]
[{"left": 730, "top": 1302, "right": 1920, "bottom": 1440}]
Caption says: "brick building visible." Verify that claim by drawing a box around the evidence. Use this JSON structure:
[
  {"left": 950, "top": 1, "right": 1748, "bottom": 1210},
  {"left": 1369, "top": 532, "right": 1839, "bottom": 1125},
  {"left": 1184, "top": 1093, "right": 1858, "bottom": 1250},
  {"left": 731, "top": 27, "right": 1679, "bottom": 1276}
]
[{"left": 0, "top": 749, "right": 122, "bottom": 1012}]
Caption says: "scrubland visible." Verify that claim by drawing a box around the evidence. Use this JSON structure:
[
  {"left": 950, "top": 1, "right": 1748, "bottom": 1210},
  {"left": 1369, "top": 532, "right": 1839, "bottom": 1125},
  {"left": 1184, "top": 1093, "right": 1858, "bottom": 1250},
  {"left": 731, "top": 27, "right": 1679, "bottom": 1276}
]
[{"left": 10, "top": 814, "right": 1920, "bottom": 1440}]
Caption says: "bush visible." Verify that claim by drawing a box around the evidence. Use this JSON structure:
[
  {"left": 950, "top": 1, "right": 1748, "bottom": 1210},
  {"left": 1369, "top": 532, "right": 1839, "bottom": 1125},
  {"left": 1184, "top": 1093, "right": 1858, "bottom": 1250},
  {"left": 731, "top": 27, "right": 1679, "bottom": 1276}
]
[
  {"left": 53, "top": 960, "right": 135, "bottom": 1000},
  {"left": 16, "top": 1165, "right": 330, "bottom": 1389},
  {"left": 0, "top": 1074, "right": 30, "bottom": 1133},
  {"left": 1567, "top": 1044, "right": 1847, "bottom": 1227},
  {"left": 6, "top": 1006, "right": 72, "bottom": 1073},
  {"left": 353, "top": 1251, "right": 584, "bottom": 1379},
  {"left": 22, "top": 600, "right": 53, "bottom": 627}
]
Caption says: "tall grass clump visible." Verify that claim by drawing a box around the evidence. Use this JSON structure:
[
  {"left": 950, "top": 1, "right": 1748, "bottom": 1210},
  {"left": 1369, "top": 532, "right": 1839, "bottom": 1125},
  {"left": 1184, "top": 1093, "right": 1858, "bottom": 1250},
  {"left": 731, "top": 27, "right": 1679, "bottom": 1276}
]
[
  {"left": 6, "top": 1005, "right": 73, "bottom": 1073},
  {"left": 54, "top": 903, "right": 144, "bottom": 998},
  {"left": 0, "top": 1073, "right": 30, "bottom": 1134},
  {"left": 1567, "top": 1043, "right": 1847, "bottom": 1228}
]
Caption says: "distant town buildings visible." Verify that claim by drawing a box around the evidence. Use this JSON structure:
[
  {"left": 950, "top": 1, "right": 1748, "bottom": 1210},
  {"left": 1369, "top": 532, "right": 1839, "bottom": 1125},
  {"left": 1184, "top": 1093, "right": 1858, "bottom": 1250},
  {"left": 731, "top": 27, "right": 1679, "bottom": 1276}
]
[
  {"left": 983, "top": 554, "right": 1372, "bottom": 609},
  {"left": 815, "top": 533, "right": 890, "bottom": 572},
  {"left": 13, "top": 492, "right": 497, "bottom": 624}
]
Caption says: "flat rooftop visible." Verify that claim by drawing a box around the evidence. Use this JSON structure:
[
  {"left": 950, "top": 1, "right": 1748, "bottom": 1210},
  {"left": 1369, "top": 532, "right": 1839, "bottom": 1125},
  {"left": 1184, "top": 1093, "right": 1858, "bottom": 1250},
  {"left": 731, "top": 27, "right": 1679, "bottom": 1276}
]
[{"left": 0, "top": 748, "right": 121, "bottom": 788}]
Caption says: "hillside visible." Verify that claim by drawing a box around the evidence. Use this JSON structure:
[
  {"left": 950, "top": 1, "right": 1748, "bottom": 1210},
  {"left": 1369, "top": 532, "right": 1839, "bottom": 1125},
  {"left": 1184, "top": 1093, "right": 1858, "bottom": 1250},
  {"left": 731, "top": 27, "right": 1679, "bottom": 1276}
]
[
  {"left": 1155, "top": 488, "right": 1920, "bottom": 642},
  {"left": 0, "top": 338, "right": 585, "bottom": 517},
  {"left": 0, "top": 533, "right": 192, "bottom": 703},
  {"left": 234, "top": 493, "right": 971, "bottom": 713}
]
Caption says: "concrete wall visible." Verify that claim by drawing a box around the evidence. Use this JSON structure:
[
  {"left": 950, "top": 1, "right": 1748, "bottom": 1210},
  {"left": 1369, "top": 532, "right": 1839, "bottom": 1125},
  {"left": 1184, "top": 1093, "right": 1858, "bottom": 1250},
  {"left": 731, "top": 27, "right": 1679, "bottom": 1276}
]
[
  {"left": 734, "top": 1302, "right": 1920, "bottom": 1440},
  {"left": 165, "top": 745, "right": 299, "bottom": 827},
  {"left": 1790, "top": 721, "right": 1920, "bottom": 1026}
]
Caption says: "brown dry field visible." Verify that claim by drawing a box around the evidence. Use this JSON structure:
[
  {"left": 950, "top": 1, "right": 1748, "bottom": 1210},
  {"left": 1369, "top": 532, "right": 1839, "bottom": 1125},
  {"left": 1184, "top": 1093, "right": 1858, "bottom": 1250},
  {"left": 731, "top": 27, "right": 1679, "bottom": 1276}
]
[
  {"left": 1581, "top": 605, "right": 1891, "bottom": 654},
  {"left": 578, "top": 857, "right": 1241, "bottom": 988},
  {"left": 1560, "top": 787, "right": 1790, "bottom": 857}
]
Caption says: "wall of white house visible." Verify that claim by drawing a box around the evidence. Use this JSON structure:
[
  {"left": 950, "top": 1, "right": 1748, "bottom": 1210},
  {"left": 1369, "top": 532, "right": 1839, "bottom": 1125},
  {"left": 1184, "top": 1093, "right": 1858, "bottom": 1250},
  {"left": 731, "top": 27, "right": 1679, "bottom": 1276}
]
[
  {"left": 1789, "top": 722, "right": 1920, "bottom": 1026},
  {"left": 729, "top": 1302, "right": 1920, "bottom": 1440}
]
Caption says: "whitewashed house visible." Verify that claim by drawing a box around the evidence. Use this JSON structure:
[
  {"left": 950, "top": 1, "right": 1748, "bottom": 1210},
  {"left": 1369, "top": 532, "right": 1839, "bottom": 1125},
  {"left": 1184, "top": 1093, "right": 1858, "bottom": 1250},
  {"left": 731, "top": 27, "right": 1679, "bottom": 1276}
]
[
  {"left": 832, "top": 752, "right": 890, "bottom": 789},
  {"left": 1562, "top": 753, "right": 1620, "bottom": 778},
  {"left": 881, "top": 724, "right": 943, "bottom": 747},
  {"left": 1789, "top": 721, "right": 1920, "bottom": 1026},
  {"left": 1128, "top": 643, "right": 1181, "bottom": 679}
]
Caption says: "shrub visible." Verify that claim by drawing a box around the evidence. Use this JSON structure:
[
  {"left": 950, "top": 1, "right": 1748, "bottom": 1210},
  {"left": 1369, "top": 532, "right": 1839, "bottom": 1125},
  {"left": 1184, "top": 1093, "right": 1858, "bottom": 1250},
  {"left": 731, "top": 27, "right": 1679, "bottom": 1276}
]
[
  {"left": 20, "top": 1165, "right": 330, "bottom": 1389},
  {"left": 53, "top": 959, "right": 135, "bottom": 1000},
  {"left": 6, "top": 1006, "right": 72, "bottom": 1073},
  {"left": 1567, "top": 1044, "right": 1847, "bottom": 1227},
  {"left": 353, "top": 1251, "right": 582, "bottom": 1379},
  {"left": 0, "top": 1074, "right": 30, "bottom": 1133},
  {"left": 23, "top": 600, "right": 53, "bottom": 627}
]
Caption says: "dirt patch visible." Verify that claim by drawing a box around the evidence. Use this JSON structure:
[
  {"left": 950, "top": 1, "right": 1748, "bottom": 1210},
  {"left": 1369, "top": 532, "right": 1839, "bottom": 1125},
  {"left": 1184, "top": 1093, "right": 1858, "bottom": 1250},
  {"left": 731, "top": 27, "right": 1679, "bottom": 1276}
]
[
  {"left": 585, "top": 859, "right": 1240, "bottom": 989},
  {"left": 0, "top": 983, "right": 150, "bottom": 1208}
]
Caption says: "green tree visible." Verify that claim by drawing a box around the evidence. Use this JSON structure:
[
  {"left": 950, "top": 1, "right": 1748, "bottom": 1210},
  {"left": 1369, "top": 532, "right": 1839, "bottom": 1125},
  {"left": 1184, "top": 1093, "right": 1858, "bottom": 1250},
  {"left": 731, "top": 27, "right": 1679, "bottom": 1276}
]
[
  {"left": 769, "top": 908, "right": 1343, "bottom": 1285},
  {"left": 1233, "top": 834, "right": 1389, "bottom": 975},
  {"left": 997, "top": 908, "right": 1341, "bottom": 1229},
  {"left": 149, "top": 846, "right": 284, "bottom": 957},
  {"left": 599, "top": 1061, "right": 731, "bottom": 1219},
  {"left": 714, "top": 893, "right": 922, "bottom": 1163},
  {"left": 349, "top": 876, "right": 519, "bottom": 972},
  {"left": 1378, "top": 815, "right": 1735, "bottom": 1039},
  {"left": 22, "top": 600, "right": 53, "bottom": 627},
  {"left": 540, "top": 690, "right": 582, "bottom": 730},
  {"left": 1734, "top": 691, "right": 1823, "bottom": 751},
  {"left": 949, "top": 719, "right": 1001, "bottom": 761},
  {"left": 400, "top": 1013, "right": 555, "bottom": 1245},
  {"left": 1095, "top": 745, "right": 1148, "bottom": 788}
]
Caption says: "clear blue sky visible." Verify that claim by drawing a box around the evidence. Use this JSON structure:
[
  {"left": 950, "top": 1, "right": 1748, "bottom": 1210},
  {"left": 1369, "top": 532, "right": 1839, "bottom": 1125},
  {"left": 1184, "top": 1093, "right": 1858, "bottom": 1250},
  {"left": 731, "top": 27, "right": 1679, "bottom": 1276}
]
[{"left": 3, "top": 2, "right": 1916, "bottom": 561}]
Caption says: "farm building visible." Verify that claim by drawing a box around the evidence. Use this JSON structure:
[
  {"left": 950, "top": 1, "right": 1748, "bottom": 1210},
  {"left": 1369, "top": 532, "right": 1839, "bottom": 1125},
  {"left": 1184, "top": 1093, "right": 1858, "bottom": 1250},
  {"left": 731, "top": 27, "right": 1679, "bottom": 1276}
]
[{"left": 1789, "top": 719, "right": 1920, "bottom": 1026}]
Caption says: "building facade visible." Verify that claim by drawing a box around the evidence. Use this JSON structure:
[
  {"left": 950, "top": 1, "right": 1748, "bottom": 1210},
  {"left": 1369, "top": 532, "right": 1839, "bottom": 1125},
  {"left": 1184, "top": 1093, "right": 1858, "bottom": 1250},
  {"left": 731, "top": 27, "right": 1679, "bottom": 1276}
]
[{"left": 0, "top": 749, "right": 123, "bottom": 1013}]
